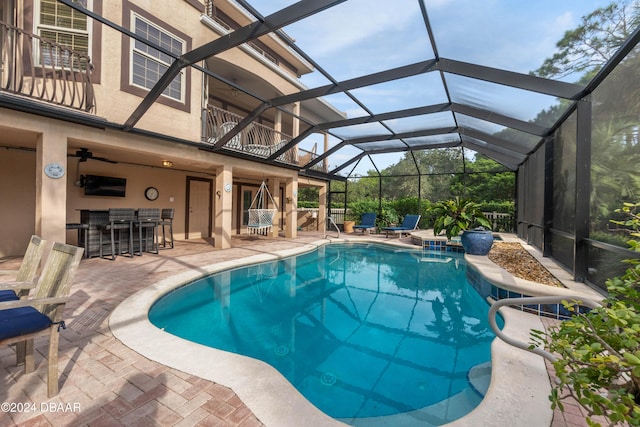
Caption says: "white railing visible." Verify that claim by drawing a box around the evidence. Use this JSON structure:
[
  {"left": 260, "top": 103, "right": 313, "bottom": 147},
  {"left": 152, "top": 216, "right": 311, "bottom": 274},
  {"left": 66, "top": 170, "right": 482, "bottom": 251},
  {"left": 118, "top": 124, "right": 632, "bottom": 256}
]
[
  {"left": 325, "top": 216, "right": 340, "bottom": 239},
  {"left": 203, "top": 105, "right": 298, "bottom": 163},
  {"left": 488, "top": 295, "right": 602, "bottom": 362}
]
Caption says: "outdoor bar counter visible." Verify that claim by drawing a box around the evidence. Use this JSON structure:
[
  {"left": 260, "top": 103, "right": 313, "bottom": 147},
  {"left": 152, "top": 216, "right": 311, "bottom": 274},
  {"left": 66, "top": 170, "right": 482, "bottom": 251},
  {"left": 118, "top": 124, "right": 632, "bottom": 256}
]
[{"left": 69, "top": 209, "right": 159, "bottom": 259}]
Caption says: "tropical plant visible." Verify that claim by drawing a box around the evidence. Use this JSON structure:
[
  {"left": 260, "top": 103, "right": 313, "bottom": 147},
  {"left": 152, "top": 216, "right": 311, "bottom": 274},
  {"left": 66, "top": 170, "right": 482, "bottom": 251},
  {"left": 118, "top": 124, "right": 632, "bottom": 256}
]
[
  {"left": 531, "top": 202, "right": 640, "bottom": 426},
  {"left": 429, "top": 197, "right": 491, "bottom": 240},
  {"left": 378, "top": 206, "right": 399, "bottom": 228}
]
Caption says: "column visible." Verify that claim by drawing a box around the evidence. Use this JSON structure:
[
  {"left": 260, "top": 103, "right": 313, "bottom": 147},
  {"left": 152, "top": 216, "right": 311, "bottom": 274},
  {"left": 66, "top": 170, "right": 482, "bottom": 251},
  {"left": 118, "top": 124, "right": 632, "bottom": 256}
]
[
  {"left": 323, "top": 132, "right": 329, "bottom": 173},
  {"left": 292, "top": 102, "right": 300, "bottom": 137},
  {"left": 215, "top": 165, "right": 233, "bottom": 249},
  {"left": 574, "top": 98, "right": 592, "bottom": 282},
  {"left": 35, "top": 132, "right": 67, "bottom": 247},
  {"left": 285, "top": 178, "right": 298, "bottom": 239},
  {"left": 318, "top": 184, "right": 327, "bottom": 233},
  {"left": 268, "top": 178, "right": 281, "bottom": 238},
  {"left": 274, "top": 110, "right": 282, "bottom": 143},
  {"left": 292, "top": 102, "right": 300, "bottom": 162}
]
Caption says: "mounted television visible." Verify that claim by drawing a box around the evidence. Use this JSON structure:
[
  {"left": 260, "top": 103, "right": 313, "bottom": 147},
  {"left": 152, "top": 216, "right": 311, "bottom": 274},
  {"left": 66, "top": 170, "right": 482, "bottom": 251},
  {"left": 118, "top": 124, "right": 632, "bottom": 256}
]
[{"left": 83, "top": 174, "right": 126, "bottom": 197}]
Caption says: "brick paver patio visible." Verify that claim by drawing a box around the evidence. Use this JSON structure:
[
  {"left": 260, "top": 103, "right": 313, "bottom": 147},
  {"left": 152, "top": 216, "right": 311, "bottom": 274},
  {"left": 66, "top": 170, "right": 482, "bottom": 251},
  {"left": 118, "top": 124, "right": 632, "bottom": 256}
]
[{"left": 0, "top": 233, "right": 600, "bottom": 426}]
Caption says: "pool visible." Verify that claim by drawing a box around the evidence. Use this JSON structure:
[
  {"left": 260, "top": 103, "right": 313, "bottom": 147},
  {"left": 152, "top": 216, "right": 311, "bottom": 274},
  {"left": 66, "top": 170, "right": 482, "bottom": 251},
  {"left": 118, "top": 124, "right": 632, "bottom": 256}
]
[{"left": 149, "top": 243, "right": 502, "bottom": 425}]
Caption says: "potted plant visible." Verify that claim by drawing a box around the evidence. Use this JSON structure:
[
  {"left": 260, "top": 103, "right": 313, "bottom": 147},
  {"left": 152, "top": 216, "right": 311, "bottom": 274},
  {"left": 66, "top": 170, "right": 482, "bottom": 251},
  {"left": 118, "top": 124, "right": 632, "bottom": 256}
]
[
  {"left": 429, "top": 197, "right": 493, "bottom": 255},
  {"left": 343, "top": 210, "right": 358, "bottom": 233}
]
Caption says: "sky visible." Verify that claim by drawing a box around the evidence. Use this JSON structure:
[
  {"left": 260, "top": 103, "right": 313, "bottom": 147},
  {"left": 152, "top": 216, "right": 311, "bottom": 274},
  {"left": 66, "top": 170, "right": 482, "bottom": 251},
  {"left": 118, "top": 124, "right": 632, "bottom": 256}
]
[{"left": 243, "top": 0, "right": 615, "bottom": 175}]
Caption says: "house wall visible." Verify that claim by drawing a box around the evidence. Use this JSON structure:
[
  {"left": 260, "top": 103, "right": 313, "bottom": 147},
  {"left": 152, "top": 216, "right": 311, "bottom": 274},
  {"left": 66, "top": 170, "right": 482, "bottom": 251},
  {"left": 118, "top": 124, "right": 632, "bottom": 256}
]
[
  {"left": 90, "top": 0, "right": 304, "bottom": 141},
  {"left": 0, "top": 0, "right": 330, "bottom": 257},
  {"left": 0, "top": 148, "right": 36, "bottom": 257},
  {"left": 64, "top": 156, "right": 214, "bottom": 247},
  {"left": 0, "top": 107, "right": 304, "bottom": 257}
]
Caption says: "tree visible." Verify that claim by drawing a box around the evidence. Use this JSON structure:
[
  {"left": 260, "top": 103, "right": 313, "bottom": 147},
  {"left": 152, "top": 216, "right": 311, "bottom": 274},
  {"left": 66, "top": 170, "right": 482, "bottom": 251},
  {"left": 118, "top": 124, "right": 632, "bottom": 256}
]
[
  {"left": 450, "top": 154, "right": 515, "bottom": 203},
  {"left": 345, "top": 148, "right": 516, "bottom": 204},
  {"left": 534, "top": 1, "right": 640, "bottom": 79}
]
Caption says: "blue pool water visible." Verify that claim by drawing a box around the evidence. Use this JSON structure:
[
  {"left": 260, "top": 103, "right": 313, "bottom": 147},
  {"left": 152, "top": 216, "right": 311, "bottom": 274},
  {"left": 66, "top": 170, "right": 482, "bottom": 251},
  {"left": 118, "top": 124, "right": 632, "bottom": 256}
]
[{"left": 149, "top": 243, "right": 501, "bottom": 425}]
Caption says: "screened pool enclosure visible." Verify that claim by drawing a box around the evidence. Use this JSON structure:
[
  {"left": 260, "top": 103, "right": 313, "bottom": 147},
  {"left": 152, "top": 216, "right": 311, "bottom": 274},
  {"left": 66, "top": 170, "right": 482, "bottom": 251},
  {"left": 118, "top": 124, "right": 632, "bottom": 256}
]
[{"left": 55, "top": 0, "right": 640, "bottom": 291}]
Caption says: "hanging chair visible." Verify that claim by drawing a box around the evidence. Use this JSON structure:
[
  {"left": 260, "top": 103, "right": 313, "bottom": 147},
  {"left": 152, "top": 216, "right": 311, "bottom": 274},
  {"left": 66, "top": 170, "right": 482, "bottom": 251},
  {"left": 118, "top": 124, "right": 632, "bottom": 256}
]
[{"left": 247, "top": 181, "right": 278, "bottom": 235}]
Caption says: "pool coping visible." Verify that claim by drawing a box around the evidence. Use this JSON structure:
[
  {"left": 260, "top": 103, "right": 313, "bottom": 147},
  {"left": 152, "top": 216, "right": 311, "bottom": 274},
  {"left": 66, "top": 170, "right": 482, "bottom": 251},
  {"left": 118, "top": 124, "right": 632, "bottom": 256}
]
[{"left": 109, "top": 237, "right": 591, "bottom": 426}]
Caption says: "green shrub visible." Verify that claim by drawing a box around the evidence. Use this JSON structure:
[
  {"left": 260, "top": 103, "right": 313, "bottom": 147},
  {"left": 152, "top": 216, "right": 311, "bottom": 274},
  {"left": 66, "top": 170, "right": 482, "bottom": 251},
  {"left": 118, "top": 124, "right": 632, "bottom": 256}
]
[
  {"left": 378, "top": 206, "right": 400, "bottom": 227},
  {"left": 479, "top": 200, "right": 514, "bottom": 214},
  {"left": 347, "top": 199, "right": 381, "bottom": 221},
  {"left": 590, "top": 230, "right": 630, "bottom": 248},
  {"left": 298, "top": 200, "right": 319, "bottom": 209},
  {"left": 532, "top": 202, "right": 640, "bottom": 426}
]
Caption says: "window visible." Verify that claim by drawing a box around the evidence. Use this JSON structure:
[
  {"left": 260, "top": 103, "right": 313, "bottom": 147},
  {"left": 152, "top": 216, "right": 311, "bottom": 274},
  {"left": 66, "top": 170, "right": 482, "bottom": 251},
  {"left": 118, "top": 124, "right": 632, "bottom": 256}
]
[
  {"left": 131, "top": 14, "right": 185, "bottom": 102},
  {"left": 37, "top": 0, "right": 90, "bottom": 70}
]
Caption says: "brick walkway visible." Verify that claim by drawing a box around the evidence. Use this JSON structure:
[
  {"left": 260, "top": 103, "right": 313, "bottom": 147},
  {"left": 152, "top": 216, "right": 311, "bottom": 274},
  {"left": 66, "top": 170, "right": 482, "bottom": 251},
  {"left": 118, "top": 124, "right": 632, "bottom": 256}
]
[{"left": 0, "top": 233, "right": 599, "bottom": 426}]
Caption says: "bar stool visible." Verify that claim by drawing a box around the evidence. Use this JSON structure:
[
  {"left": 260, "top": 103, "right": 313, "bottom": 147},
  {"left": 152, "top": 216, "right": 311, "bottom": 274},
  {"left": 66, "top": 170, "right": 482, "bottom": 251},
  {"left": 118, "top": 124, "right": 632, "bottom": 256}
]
[
  {"left": 65, "top": 223, "right": 89, "bottom": 258},
  {"left": 135, "top": 208, "right": 160, "bottom": 254},
  {"left": 98, "top": 208, "right": 135, "bottom": 260},
  {"left": 159, "top": 208, "right": 175, "bottom": 249}
]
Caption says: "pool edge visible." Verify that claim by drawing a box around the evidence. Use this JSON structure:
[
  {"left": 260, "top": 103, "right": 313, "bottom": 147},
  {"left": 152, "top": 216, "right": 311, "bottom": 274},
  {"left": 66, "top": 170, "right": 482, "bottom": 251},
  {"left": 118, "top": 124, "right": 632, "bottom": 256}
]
[{"left": 109, "top": 237, "right": 554, "bottom": 427}]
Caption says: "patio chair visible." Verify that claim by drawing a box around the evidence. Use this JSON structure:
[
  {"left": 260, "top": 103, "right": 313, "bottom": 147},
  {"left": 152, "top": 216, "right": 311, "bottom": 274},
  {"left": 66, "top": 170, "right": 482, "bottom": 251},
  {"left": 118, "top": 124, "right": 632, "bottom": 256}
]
[
  {"left": 0, "top": 235, "right": 46, "bottom": 302},
  {"left": 134, "top": 208, "right": 161, "bottom": 254},
  {"left": 159, "top": 208, "right": 175, "bottom": 249},
  {"left": 382, "top": 214, "right": 421, "bottom": 238},
  {"left": 0, "top": 242, "right": 84, "bottom": 397},
  {"left": 353, "top": 213, "right": 377, "bottom": 234},
  {"left": 98, "top": 208, "right": 136, "bottom": 260}
]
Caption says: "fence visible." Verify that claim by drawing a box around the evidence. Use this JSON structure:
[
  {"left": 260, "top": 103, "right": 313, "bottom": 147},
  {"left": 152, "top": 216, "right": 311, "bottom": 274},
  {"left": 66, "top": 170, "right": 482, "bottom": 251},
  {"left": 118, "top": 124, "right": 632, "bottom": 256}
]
[{"left": 483, "top": 212, "right": 515, "bottom": 233}]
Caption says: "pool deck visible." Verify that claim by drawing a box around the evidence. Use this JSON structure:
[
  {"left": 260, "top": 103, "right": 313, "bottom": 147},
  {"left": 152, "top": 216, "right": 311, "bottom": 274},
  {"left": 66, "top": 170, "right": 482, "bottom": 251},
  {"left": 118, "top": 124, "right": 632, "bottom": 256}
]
[{"left": 1, "top": 232, "right": 606, "bottom": 426}]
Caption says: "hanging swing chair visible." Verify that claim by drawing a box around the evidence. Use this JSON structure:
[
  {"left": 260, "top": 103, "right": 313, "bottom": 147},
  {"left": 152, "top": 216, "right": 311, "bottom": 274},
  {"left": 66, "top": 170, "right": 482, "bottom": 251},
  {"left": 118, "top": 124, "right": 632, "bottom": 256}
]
[{"left": 247, "top": 181, "right": 278, "bottom": 236}]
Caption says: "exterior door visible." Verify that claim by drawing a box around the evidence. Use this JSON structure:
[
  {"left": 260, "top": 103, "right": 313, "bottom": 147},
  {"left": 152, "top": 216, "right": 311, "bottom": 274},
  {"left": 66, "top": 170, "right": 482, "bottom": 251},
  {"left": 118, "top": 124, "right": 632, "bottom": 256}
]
[
  {"left": 186, "top": 177, "right": 212, "bottom": 239},
  {"left": 240, "top": 186, "right": 258, "bottom": 232}
]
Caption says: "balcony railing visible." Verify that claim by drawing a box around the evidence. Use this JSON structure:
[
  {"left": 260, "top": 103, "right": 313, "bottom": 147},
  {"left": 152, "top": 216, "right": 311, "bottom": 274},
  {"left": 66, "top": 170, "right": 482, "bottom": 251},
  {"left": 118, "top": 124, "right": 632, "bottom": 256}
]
[
  {"left": 0, "top": 21, "right": 95, "bottom": 112},
  {"left": 203, "top": 105, "right": 300, "bottom": 163}
]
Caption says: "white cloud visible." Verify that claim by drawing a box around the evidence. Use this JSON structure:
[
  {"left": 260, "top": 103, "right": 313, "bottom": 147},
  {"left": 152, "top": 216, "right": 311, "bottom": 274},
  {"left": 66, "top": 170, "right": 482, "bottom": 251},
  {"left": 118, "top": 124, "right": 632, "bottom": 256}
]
[{"left": 287, "top": 0, "right": 419, "bottom": 58}]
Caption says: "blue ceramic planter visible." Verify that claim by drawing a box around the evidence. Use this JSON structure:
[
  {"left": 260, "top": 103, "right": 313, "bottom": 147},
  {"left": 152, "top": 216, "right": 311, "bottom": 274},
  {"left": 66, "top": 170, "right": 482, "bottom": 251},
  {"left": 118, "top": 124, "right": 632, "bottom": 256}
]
[{"left": 461, "top": 229, "right": 494, "bottom": 255}]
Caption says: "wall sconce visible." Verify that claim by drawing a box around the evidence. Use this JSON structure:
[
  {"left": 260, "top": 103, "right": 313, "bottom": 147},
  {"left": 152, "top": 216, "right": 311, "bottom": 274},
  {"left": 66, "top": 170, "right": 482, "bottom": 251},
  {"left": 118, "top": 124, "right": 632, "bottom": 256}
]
[
  {"left": 162, "top": 160, "right": 173, "bottom": 168},
  {"left": 216, "top": 190, "right": 222, "bottom": 199},
  {"left": 286, "top": 197, "right": 292, "bottom": 203}
]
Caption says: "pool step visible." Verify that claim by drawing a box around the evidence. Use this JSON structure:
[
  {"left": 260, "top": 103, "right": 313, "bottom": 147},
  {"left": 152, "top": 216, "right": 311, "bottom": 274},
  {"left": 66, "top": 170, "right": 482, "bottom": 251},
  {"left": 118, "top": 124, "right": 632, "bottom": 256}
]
[
  {"left": 467, "top": 361, "right": 492, "bottom": 397},
  {"left": 343, "top": 386, "right": 484, "bottom": 427}
]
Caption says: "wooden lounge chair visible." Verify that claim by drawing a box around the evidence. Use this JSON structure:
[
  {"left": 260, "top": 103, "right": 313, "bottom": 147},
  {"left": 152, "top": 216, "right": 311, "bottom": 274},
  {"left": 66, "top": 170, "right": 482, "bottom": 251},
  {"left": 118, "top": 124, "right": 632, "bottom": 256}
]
[
  {"left": 0, "top": 235, "right": 46, "bottom": 301},
  {"left": 382, "top": 214, "right": 421, "bottom": 238},
  {"left": 0, "top": 242, "right": 84, "bottom": 397},
  {"left": 353, "top": 213, "right": 377, "bottom": 234}
]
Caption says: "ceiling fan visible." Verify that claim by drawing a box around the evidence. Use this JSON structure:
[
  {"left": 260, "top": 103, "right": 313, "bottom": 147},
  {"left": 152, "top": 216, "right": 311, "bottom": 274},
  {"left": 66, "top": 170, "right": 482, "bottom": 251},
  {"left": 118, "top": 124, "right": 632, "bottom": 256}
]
[{"left": 70, "top": 148, "right": 117, "bottom": 164}]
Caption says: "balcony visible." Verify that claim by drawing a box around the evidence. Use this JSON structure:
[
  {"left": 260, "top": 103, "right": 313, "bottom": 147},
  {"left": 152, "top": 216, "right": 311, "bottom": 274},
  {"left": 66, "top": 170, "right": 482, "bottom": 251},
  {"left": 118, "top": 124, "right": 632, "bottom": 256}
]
[
  {"left": 0, "top": 21, "right": 95, "bottom": 113},
  {"left": 204, "top": 105, "right": 321, "bottom": 168}
]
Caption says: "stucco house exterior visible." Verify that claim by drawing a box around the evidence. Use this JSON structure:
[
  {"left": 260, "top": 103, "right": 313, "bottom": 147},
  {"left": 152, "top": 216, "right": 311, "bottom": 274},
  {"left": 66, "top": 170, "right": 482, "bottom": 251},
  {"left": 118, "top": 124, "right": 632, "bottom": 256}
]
[{"left": 0, "top": 0, "right": 344, "bottom": 257}]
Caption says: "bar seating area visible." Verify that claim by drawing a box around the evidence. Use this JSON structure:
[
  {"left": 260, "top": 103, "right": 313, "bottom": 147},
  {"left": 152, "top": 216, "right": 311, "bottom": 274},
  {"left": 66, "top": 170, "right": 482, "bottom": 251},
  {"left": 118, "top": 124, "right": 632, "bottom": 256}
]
[
  {"left": 159, "top": 208, "right": 175, "bottom": 249},
  {"left": 99, "top": 208, "right": 136, "bottom": 260},
  {"left": 67, "top": 208, "right": 174, "bottom": 260},
  {"left": 134, "top": 208, "right": 161, "bottom": 255}
]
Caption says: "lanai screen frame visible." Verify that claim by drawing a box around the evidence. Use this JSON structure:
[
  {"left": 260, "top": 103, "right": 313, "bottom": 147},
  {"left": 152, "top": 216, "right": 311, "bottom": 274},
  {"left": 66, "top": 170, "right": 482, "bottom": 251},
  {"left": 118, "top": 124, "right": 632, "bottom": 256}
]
[{"left": 54, "top": 0, "right": 640, "bottom": 291}]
